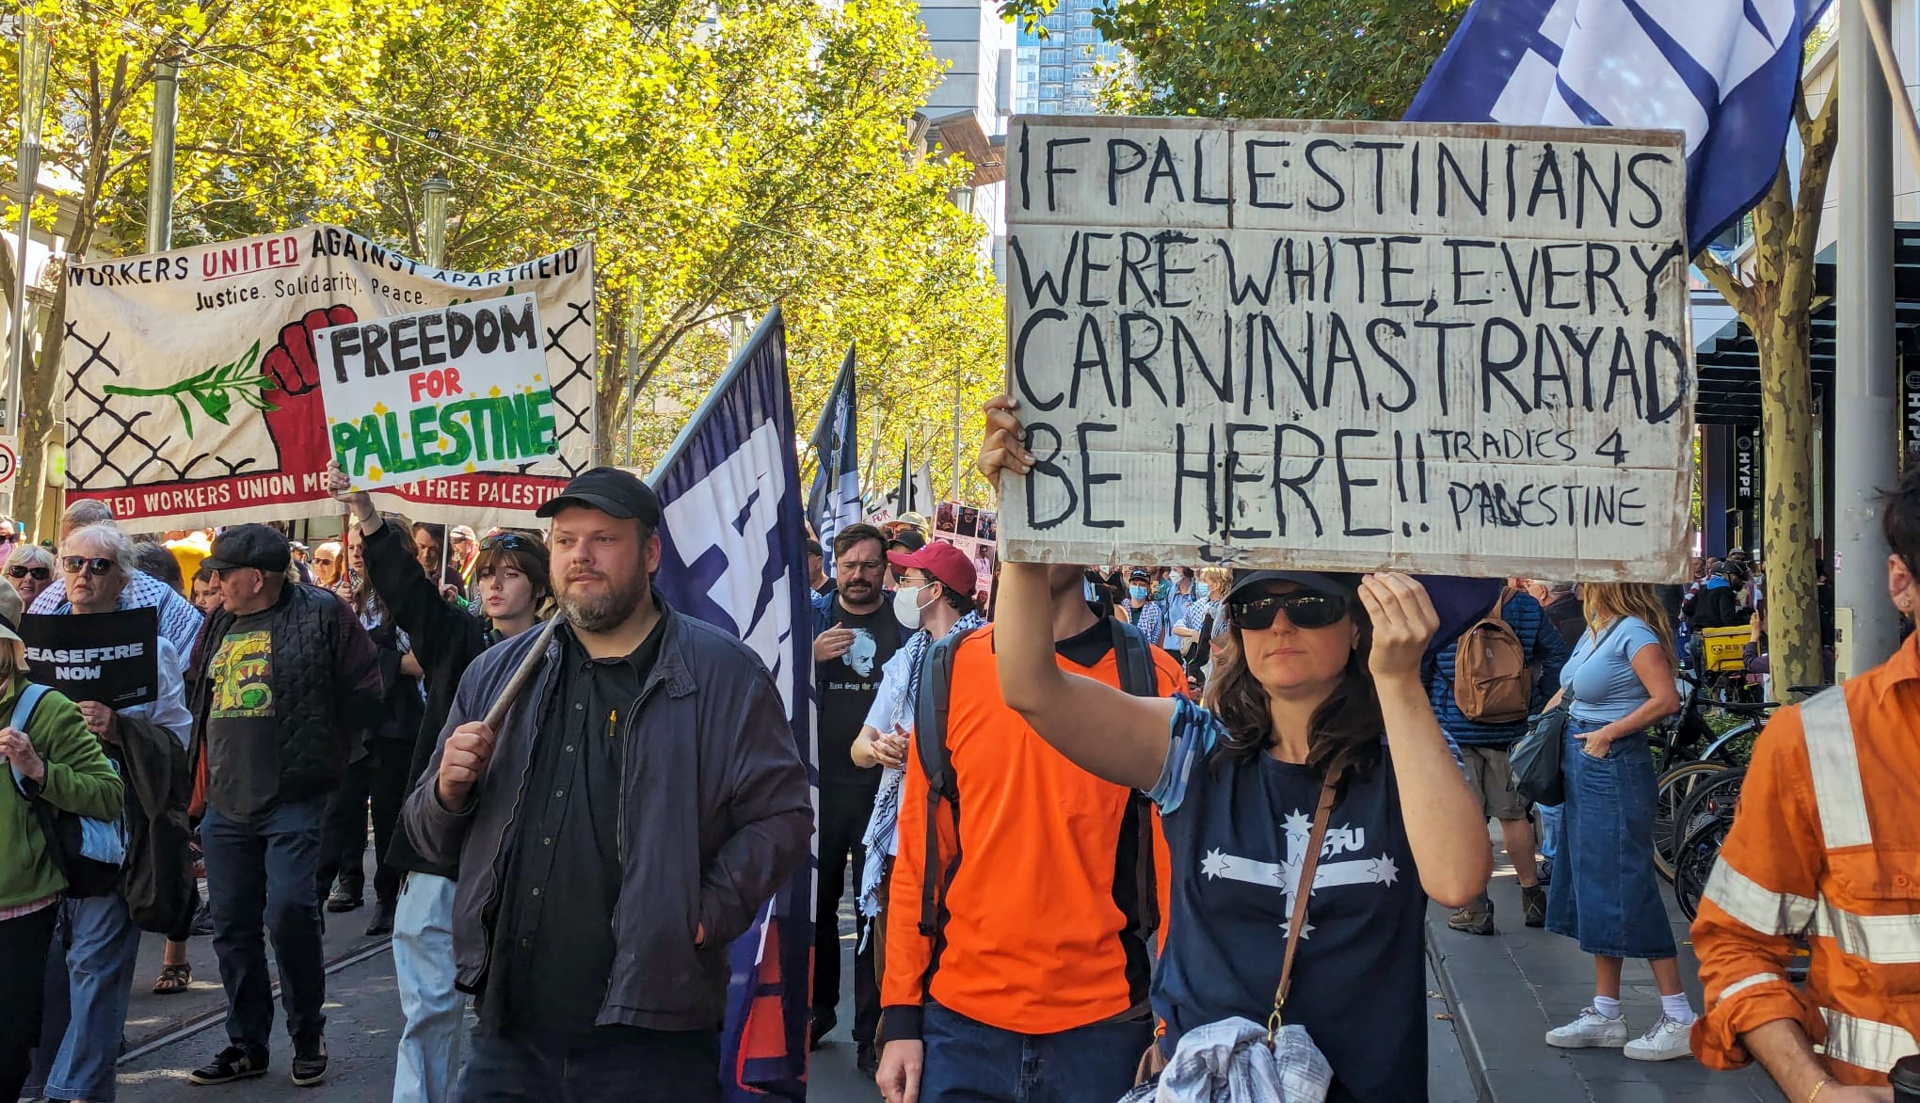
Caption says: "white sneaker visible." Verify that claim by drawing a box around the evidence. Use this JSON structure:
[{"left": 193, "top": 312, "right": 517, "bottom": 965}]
[
  {"left": 1545, "top": 1007, "right": 1629, "bottom": 1049},
  {"left": 1624, "top": 1015, "right": 1695, "bottom": 1062}
]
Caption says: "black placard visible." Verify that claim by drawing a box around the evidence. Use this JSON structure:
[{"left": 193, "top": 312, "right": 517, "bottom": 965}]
[{"left": 19, "top": 608, "right": 161, "bottom": 708}]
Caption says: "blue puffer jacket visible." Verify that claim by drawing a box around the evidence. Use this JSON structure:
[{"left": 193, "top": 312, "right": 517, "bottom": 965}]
[{"left": 1424, "top": 590, "right": 1569, "bottom": 747}]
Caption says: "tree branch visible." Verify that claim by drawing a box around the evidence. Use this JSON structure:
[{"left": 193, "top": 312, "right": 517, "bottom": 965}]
[
  {"left": 1693, "top": 250, "right": 1753, "bottom": 320},
  {"left": 1791, "top": 83, "right": 1842, "bottom": 266}
]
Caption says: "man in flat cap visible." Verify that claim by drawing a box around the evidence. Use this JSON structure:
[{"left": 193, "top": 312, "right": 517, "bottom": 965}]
[{"left": 404, "top": 468, "right": 813, "bottom": 1102}]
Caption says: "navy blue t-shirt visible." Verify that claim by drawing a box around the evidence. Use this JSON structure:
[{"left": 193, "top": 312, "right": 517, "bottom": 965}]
[{"left": 1148, "top": 697, "right": 1430, "bottom": 1103}]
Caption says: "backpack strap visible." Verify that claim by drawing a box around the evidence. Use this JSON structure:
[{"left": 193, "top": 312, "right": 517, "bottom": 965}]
[
  {"left": 915, "top": 633, "right": 963, "bottom": 942},
  {"left": 12, "top": 682, "right": 50, "bottom": 734},
  {"left": 1109, "top": 618, "right": 1158, "bottom": 697}
]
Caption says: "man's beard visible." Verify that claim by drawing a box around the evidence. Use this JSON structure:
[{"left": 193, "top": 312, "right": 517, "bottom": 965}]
[{"left": 558, "top": 571, "right": 646, "bottom": 632}]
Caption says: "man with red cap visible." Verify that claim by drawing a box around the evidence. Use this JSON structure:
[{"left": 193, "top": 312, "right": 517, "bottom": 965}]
[{"left": 874, "top": 552, "right": 1185, "bottom": 1103}]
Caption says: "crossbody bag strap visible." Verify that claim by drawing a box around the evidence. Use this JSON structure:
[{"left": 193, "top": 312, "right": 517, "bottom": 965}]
[{"left": 1269, "top": 779, "right": 1339, "bottom": 1043}]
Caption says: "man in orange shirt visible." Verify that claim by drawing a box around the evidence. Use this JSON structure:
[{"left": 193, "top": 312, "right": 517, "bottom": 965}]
[
  {"left": 1691, "top": 470, "right": 1920, "bottom": 1101},
  {"left": 874, "top": 564, "right": 1182, "bottom": 1103}
]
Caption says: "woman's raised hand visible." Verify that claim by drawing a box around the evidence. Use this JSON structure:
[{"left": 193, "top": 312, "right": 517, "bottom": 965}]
[{"left": 1358, "top": 573, "right": 1439, "bottom": 683}]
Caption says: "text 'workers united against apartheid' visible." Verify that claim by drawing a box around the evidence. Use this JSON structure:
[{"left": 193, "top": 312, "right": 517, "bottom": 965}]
[{"left": 998, "top": 117, "right": 1694, "bottom": 582}]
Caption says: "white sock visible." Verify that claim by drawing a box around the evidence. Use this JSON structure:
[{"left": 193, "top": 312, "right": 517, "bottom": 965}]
[
  {"left": 1592, "top": 996, "right": 1623, "bottom": 1020},
  {"left": 1661, "top": 993, "right": 1696, "bottom": 1024}
]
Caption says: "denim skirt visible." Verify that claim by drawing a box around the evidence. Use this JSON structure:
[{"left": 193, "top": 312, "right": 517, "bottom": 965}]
[{"left": 1544, "top": 717, "right": 1678, "bottom": 959}]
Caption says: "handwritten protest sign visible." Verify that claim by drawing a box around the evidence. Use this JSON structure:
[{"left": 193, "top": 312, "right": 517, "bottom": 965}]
[
  {"left": 1000, "top": 117, "right": 1694, "bottom": 582},
  {"left": 20, "top": 608, "right": 160, "bottom": 709},
  {"left": 319, "top": 294, "right": 558, "bottom": 490}
]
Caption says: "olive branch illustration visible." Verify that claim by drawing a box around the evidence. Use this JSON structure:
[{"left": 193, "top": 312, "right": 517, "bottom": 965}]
[{"left": 101, "top": 340, "right": 278, "bottom": 437}]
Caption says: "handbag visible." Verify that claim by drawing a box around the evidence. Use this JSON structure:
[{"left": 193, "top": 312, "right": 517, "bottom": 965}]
[
  {"left": 1509, "top": 620, "right": 1622, "bottom": 808},
  {"left": 1120, "top": 782, "right": 1340, "bottom": 1103},
  {"left": 1509, "top": 694, "right": 1569, "bottom": 807}
]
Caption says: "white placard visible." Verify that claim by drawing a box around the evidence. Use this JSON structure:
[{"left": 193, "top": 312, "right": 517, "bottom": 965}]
[
  {"left": 317, "top": 294, "right": 557, "bottom": 490},
  {"left": 1000, "top": 116, "right": 1694, "bottom": 582}
]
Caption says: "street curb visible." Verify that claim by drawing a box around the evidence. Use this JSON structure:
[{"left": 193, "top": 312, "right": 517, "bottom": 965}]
[
  {"left": 1423, "top": 910, "right": 1595, "bottom": 1103},
  {"left": 1425, "top": 917, "right": 1495, "bottom": 1103}
]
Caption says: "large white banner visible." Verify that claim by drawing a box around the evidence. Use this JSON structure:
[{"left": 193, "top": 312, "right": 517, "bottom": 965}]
[
  {"left": 1000, "top": 117, "right": 1694, "bottom": 582},
  {"left": 65, "top": 227, "right": 595, "bottom": 529}
]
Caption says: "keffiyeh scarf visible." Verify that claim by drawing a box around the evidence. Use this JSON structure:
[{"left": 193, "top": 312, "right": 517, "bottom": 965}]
[{"left": 857, "top": 609, "right": 986, "bottom": 920}]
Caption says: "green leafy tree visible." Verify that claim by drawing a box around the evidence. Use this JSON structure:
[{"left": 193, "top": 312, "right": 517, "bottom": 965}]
[
  {"left": 1002, "top": 0, "right": 1468, "bottom": 119},
  {"left": 6, "top": 0, "right": 1008, "bottom": 530}
]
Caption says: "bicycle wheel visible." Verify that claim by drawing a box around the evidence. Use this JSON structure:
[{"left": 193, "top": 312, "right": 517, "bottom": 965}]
[
  {"left": 1674, "top": 813, "right": 1733, "bottom": 922},
  {"left": 1671, "top": 767, "right": 1746, "bottom": 851},
  {"left": 1654, "top": 761, "right": 1729, "bottom": 882}
]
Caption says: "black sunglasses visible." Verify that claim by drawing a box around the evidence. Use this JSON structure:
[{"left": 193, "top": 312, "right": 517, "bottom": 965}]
[
  {"left": 61, "top": 556, "right": 115, "bottom": 577},
  {"left": 1230, "top": 591, "right": 1348, "bottom": 632},
  {"left": 7, "top": 565, "right": 48, "bottom": 581},
  {"left": 481, "top": 532, "right": 542, "bottom": 554}
]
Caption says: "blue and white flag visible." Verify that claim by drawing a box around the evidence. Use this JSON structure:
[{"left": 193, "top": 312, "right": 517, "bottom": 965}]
[
  {"left": 648, "top": 309, "right": 814, "bottom": 1103},
  {"left": 807, "top": 346, "right": 863, "bottom": 557},
  {"left": 1407, "top": 0, "right": 1832, "bottom": 255}
]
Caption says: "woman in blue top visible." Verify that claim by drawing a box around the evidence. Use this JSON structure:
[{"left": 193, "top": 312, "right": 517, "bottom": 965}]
[
  {"left": 977, "top": 398, "right": 1491, "bottom": 1103},
  {"left": 1540, "top": 582, "right": 1688, "bottom": 1062}
]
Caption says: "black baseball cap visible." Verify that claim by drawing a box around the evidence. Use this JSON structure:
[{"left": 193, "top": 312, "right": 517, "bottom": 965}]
[
  {"left": 888, "top": 529, "right": 927, "bottom": 554},
  {"left": 204, "top": 524, "right": 292, "bottom": 573},
  {"left": 535, "top": 466, "right": 663, "bottom": 529},
  {"left": 1226, "top": 569, "right": 1359, "bottom": 602}
]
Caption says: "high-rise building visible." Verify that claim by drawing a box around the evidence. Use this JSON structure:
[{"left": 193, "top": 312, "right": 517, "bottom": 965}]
[
  {"left": 915, "top": 1, "right": 1015, "bottom": 276},
  {"left": 1013, "top": 0, "right": 1122, "bottom": 115}
]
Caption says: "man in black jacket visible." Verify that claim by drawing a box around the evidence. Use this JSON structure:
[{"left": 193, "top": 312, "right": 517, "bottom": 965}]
[
  {"left": 403, "top": 468, "right": 812, "bottom": 1103},
  {"left": 185, "top": 525, "right": 384, "bottom": 1090},
  {"left": 328, "top": 462, "right": 546, "bottom": 1103}
]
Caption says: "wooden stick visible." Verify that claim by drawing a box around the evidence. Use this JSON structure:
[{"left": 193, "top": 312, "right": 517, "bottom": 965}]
[
  {"left": 482, "top": 617, "right": 560, "bottom": 732},
  {"left": 1858, "top": 0, "right": 1920, "bottom": 186}
]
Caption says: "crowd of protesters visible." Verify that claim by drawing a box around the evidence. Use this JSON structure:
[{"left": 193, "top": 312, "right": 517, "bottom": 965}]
[{"left": 0, "top": 398, "right": 1912, "bottom": 1103}]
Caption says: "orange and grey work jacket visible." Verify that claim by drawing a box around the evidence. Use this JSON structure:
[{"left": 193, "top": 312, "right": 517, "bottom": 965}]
[{"left": 1690, "top": 636, "right": 1920, "bottom": 1085}]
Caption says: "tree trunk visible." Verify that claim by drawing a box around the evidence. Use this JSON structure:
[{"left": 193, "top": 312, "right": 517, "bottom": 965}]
[{"left": 15, "top": 271, "right": 67, "bottom": 542}]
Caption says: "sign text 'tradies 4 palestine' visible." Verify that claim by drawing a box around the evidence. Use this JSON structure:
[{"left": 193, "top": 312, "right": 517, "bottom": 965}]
[
  {"left": 998, "top": 117, "right": 1695, "bottom": 582},
  {"left": 319, "top": 293, "right": 559, "bottom": 491}
]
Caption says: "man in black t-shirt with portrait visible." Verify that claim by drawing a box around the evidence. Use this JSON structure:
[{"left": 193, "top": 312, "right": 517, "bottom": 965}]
[{"left": 807, "top": 522, "right": 902, "bottom": 1070}]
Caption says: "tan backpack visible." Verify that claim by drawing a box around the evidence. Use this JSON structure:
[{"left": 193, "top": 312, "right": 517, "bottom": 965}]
[{"left": 1453, "top": 588, "right": 1534, "bottom": 724}]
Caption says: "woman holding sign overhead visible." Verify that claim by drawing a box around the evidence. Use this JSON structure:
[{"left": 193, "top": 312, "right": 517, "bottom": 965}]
[{"left": 974, "top": 394, "right": 1490, "bottom": 1103}]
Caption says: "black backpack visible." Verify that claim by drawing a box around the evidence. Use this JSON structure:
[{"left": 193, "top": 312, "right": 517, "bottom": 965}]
[{"left": 912, "top": 619, "right": 1165, "bottom": 978}]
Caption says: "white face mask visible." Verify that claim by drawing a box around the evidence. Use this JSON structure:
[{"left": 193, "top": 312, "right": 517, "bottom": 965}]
[{"left": 893, "top": 584, "right": 933, "bottom": 630}]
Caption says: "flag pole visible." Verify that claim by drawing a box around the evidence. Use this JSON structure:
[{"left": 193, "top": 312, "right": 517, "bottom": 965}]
[{"left": 1856, "top": 0, "right": 1920, "bottom": 183}]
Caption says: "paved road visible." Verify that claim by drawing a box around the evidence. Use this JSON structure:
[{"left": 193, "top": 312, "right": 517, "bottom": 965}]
[{"left": 96, "top": 874, "right": 1482, "bottom": 1101}]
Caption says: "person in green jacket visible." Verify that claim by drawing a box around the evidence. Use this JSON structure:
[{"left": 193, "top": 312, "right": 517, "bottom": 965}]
[{"left": 0, "top": 578, "right": 125, "bottom": 1103}]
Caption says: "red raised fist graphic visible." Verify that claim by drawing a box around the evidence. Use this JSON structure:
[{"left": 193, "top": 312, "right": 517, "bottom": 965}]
[
  {"left": 260, "top": 304, "right": 357, "bottom": 475},
  {"left": 262, "top": 305, "right": 356, "bottom": 397}
]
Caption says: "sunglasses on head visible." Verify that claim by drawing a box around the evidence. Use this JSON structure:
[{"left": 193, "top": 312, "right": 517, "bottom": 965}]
[
  {"left": 7, "top": 565, "right": 48, "bottom": 581},
  {"left": 481, "top": 532, "right": 541, "bottom": 554},
  {"left": 62, "top": 556, "right": 114, "bottom": 578},
  {"left": 1229, "top": 590, "right": 1348, "bottom": 632}
]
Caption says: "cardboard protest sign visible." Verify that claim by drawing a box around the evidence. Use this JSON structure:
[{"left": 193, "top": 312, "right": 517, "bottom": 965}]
[
  {"left": 64, "top": 227, "right": 594, "bottom": 530},
  {"left": 319, "top": 294, "right": 558, "bottom": 490},
  {"left": 19, "top": 608, "right": 160, "bottom": 709},
  {"left": 1001, "top": 117, "right": 1694, "bottom": 582}
]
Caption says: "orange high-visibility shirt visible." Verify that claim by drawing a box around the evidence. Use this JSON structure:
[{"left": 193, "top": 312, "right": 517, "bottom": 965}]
[
  {"left": 879, "top": 624, "right": 1182, "bottom": 1042},
  {"left": 1690, "top": 636, "right": 1920, "bottom": 1084}
]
